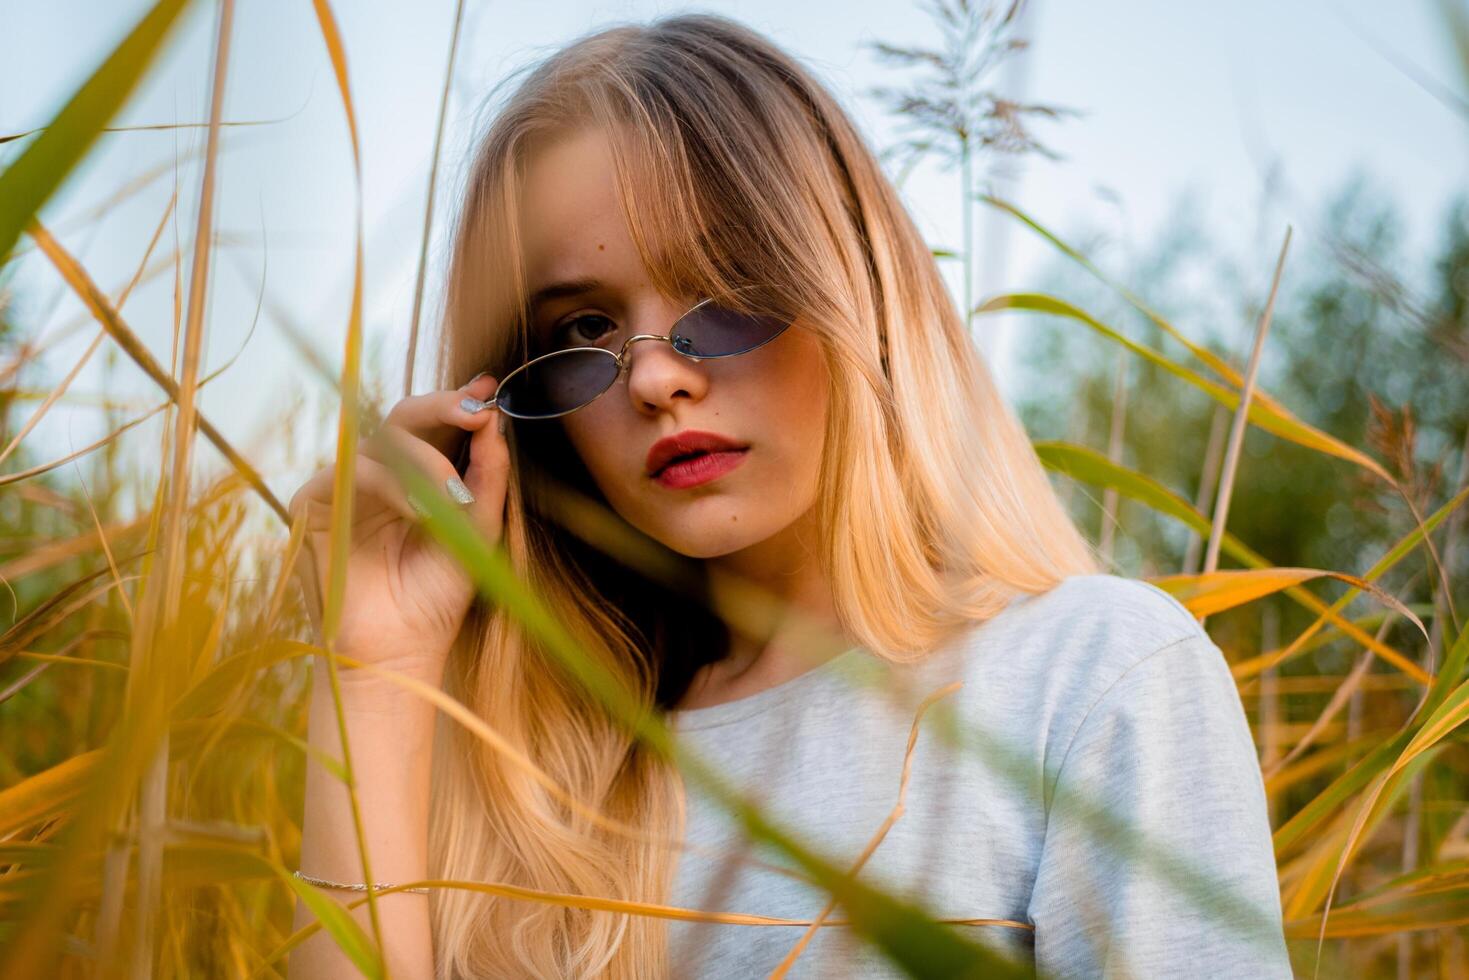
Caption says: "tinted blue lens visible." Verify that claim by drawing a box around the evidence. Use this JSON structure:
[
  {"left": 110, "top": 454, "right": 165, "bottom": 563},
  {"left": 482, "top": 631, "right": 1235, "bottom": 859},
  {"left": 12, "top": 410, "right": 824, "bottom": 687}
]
[
  {"left": 671, "top": 304, "right": 790, "bottom": 357},
  {"left": 497, "top": 349, "right": 618, "bottom": 418}
]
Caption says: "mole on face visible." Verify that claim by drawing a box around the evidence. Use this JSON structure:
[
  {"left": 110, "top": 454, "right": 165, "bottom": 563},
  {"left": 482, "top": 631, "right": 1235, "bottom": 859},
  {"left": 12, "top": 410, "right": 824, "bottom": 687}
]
[{"left": 597, "top": 243, "right": 605, "bottom": 251}]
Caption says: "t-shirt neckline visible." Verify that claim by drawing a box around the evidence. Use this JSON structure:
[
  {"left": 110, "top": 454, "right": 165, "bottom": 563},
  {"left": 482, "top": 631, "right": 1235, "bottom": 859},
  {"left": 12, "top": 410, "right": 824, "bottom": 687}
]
[
  {"left": 667, "top": 644, "right": 866, "bottom": 732},
  {"left": 664, "top": 591, "right": 1033, "bottom": 732}
]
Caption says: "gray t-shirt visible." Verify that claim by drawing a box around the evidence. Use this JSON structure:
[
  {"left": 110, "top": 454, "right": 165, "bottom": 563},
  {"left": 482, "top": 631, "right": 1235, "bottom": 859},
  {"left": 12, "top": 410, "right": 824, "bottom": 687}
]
[{"left": 665, "top": 573, "right": 1290, "bottom": 978}]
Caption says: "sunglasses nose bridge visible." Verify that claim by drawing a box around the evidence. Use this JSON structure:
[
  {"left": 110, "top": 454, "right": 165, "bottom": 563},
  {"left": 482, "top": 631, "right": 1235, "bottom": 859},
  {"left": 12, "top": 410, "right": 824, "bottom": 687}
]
[{"left": 613, "top": 332, "right": 703, "bottom": 381}]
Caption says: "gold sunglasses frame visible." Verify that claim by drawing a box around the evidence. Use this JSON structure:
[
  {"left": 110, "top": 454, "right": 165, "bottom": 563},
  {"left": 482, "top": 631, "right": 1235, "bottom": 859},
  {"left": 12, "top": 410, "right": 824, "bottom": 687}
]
[{"left": 483, "top": 286, "right": 792, "bottom": 422}]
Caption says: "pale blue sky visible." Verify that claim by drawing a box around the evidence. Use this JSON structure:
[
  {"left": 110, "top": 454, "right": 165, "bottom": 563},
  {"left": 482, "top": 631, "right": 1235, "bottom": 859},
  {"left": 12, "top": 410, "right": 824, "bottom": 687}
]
[{"left": 3, "top": 0, "right": 1465, "bottom": 510}]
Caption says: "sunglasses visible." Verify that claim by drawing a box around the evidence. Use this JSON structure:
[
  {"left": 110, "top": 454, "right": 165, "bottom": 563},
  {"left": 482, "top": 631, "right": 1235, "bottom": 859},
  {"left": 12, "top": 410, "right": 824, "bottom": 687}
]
[{"left": 477, "top": 285, "right": 794, "bottom": 421}]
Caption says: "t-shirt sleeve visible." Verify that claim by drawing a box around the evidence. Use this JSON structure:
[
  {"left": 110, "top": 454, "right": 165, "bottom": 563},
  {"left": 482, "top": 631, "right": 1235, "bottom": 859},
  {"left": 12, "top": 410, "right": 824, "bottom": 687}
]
[{"left": 1026, "top": 632, "right": 1292, "bottom": 978}]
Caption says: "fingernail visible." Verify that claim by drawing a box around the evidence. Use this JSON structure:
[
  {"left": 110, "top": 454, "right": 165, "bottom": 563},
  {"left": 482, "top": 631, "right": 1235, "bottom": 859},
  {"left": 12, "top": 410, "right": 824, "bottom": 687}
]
[
  {"left": 408, "top": 493, "right": 430, "bottom": 520},
  {"left": 460, "top": 396, "right": 489, "bottom": 414},
  {"left": 445, "top": 476, "right": 475, "bottom": 505}
]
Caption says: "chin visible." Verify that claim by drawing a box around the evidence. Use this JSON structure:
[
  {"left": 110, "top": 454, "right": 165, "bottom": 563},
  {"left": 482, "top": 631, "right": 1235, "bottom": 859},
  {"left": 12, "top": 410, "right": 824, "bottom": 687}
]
[
  {"left": 634, "top": 508, "right": 776, "bottom": 560},
  {"left": 650, "top": 525, "right": 762, "bottom": 560}
]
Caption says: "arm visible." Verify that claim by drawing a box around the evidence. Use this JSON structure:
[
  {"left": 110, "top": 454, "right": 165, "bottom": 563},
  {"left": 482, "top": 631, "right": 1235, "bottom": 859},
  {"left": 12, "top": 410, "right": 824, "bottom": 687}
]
[
  {"left": 1027, "top": 633, "right": 1292, "bottom": 978},
  {"left": 287, "top": 661, "right": 440, "bottom": 980},
  {"left": 282, "top": 375, "right": 511, "bottom": 978}
]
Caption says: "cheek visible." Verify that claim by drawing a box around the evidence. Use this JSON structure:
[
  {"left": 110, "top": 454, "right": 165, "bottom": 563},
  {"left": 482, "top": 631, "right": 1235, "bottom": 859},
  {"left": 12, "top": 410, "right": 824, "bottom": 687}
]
[
  {"left": 735, "top": 338, "right": 830, "bottom": 501},
  {"left": 766, "top": 336, "right": 830, "bottom": 441},
  {"left": 559, "top": 409, "right": 629, "bottom": 496}
]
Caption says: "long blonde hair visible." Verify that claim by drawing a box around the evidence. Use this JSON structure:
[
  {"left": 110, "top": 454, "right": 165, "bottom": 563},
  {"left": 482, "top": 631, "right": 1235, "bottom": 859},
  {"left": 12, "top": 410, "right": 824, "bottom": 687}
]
[{"left": 427, "top": 12, "right": 1099, "bottom": 977}]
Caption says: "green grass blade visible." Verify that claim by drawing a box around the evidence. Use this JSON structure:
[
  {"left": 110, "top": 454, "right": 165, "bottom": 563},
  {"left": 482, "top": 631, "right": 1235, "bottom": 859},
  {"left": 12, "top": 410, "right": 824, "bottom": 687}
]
[
  {"left": 0, "top": 0, "right": 192, "bottom": 262},
  {"left": 280, "top": 870, "right": 385, "bottom": 980}
]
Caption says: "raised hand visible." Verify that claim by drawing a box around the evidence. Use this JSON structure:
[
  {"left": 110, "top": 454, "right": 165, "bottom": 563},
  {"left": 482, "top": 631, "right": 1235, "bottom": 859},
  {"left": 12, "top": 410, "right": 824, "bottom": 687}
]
[{"left": 287, "top": 373, "right": 509, "bottom": 686}]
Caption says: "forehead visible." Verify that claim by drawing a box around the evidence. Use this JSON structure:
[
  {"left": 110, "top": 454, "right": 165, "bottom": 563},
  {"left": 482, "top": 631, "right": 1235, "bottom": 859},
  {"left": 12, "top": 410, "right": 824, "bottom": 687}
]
[{"left": 518, "top": 127, "right": 643, "bottom": 294}]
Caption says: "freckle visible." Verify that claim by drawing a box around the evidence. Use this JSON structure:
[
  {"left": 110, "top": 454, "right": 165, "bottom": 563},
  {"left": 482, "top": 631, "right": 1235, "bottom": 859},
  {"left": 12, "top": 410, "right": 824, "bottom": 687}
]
[{"left": 597, "top": 243, "right": 605, "bottom": 251}]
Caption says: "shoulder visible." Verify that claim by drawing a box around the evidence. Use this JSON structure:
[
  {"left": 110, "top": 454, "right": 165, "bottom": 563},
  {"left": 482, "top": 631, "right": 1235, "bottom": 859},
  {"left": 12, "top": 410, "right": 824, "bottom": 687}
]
[
  {"left": 935, "top": 573, "right": 1227, "bottom": 782},
  {"left": 980, "top": 572, "right": 1210, "bottom": 690},
  {"left": 1009, "top": 572, "right": 1204, "bottom": 649},
  {"left": 1016, "top": 570, "right": 1210, "bottom": 693},
  {"left": 1018, "top": 585, "right": 1285, "bottom": 973}
]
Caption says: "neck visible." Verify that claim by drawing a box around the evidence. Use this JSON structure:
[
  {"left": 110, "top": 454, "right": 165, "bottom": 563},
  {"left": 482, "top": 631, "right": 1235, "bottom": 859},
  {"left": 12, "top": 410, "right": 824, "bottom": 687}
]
[{"left": 681, "top": 507, "right": 853, "bottom": 708}]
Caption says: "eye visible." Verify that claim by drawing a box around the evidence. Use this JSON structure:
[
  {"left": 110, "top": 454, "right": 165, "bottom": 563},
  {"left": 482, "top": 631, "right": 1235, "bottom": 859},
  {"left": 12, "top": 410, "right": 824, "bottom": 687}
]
[{"left": 551, "top": 314, "right": 616, "bottom": 350}]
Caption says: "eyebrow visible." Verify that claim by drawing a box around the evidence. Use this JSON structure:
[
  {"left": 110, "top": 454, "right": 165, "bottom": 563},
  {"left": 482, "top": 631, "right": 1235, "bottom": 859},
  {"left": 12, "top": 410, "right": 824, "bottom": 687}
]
[{"left": 528, "top": 276, "right": 604, "bottom": 316}]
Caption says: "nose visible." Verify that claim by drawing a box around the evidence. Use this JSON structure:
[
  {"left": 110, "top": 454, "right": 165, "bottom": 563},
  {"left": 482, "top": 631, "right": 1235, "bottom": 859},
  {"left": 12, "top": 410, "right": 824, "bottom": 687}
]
[{"left": 622, "top": 321, "right": 708, "bottom": 415}]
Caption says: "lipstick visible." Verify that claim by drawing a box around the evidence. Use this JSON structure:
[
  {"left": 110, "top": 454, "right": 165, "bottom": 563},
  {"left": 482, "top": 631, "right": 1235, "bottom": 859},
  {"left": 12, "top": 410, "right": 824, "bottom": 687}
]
[
  {"left": 646, "top": 430, "right": 750, "bottom": 489},
  {"left": 653, "top": 448, "right": 749, "bottom": 489}
]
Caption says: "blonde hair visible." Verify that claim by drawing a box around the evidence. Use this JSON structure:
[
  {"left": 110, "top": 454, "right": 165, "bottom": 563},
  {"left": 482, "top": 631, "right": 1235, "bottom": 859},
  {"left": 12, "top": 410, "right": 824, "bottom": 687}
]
[{"left": 427, "top": 12, "right": 1100, "bottom": 977}]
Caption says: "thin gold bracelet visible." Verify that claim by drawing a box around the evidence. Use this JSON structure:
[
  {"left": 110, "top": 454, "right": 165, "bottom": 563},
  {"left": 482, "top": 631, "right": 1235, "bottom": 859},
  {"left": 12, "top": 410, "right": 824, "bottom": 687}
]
[{"left": 293, "top": 869, "right": 430, "bottom": 895}]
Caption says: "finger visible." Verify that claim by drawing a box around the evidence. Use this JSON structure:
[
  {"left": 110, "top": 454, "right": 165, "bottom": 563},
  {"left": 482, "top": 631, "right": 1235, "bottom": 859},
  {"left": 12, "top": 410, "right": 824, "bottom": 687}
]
[
  {"left": 457, "top": 370, "right": 497, "bottom": 394},
  {"left": 351, "top": 452, "right": 421, "bottom": 523},
  {"left": 381, "top": 376, "right": 501, "bottom": 457},
  {"left": 460, "top": 393, "right": 511, "bottom": 536},
  {"left": 288, "top": 465, "right": 336, "bottom": 527},
  {"left": 290, "top": 453, "right": 424, "bottom": 543},
  {"left": 360, "top": 424, "right": 464, "bottom": 509}
]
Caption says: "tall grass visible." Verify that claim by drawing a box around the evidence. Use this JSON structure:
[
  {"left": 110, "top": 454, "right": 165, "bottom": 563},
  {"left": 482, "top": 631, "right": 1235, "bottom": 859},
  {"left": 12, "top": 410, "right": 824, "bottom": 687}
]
[{"left": 2, "top": 2, "right": 1467, "bottom": 978}]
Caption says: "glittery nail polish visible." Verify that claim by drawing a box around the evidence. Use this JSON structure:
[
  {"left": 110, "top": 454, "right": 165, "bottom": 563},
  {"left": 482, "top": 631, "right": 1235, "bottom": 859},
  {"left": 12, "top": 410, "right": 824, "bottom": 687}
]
[
  {"left": 446, "top": 476, "right": 475, "bottom": 505},
  {"left": 460, "top": 396, "right": 488, "bottom": 414}
]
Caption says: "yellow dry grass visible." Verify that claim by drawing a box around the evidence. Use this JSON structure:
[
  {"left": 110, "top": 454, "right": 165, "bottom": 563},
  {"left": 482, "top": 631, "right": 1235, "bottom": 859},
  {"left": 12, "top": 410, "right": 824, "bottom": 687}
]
[{"left": 1, "top": 2, "right": 1466, "bottom": 978}]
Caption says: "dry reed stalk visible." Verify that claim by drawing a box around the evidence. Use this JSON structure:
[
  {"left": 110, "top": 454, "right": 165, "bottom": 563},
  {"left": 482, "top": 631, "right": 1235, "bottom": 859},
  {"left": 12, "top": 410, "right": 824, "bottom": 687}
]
[
  {"left": 1182, "top": 403, "right": 1229, "bottom": 575},
  {"left": 770, "top": 681, "right": 978, "bottom": 977},
  {"left": 1200, "top": 227, "right": 1293, "bottom": 607},
  {"left": 1262, "top": 587, "right": 1413, "bottom": 784},
  {"left": 1098, "top": 346, "right": 1129, "bottom": 564},
  {"left": 1260, "top": 599, "right": 1281, "bottom": 823},
  {"left": 304, "top": 0, "right": 392, "bottom": 962},
  {"left": 402, "top": 0, "right": 466, "bottom": 398},
  {"left": 5, "top": 246, "right": 199, "bottom": 378},
  {"left": 260, "top": 859, "right": 1037, "bottom": 980},
  {"left": 0, "top": 187, "right": 173, "bottom": 469},
  {"left": 130, "top": 4, "right": 234, "bottom": 975},
  {"left": 25, "top": 222, "right": 286, "bottom": 522},
  {"left": 1417, "top": 421, "right": 1469, "bottom": 976}
]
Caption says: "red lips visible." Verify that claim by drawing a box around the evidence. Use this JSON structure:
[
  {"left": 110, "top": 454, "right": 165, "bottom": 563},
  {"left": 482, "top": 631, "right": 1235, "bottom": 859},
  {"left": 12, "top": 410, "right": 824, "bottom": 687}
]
[{"left": 645, "top": 430, "right": 749, "bottom": 477}]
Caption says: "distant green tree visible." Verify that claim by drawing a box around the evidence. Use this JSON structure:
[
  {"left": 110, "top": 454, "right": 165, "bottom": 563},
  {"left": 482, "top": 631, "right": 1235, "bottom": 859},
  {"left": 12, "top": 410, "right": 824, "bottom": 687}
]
[{"left": 1007, "top": 174, "right": 1468, "bottom": 665}]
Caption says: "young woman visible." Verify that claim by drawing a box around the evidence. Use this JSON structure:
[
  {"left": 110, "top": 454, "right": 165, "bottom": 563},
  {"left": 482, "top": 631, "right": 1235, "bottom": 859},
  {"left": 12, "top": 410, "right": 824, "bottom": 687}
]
[{"left": 287, "top": 13, "right": 1289, "bottom": 979}]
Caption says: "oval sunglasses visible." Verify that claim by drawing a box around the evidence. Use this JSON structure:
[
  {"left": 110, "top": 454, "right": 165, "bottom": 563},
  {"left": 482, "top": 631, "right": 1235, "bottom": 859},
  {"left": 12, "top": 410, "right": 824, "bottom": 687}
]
[{"left": 475, "top": 285, "right": 793, "bottom": 422}]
